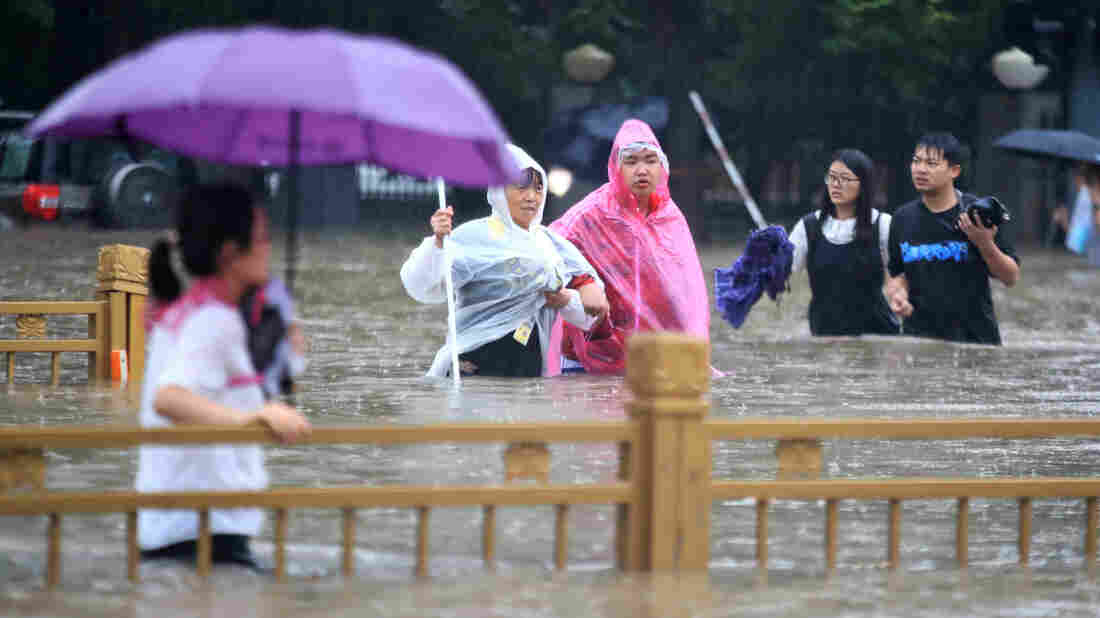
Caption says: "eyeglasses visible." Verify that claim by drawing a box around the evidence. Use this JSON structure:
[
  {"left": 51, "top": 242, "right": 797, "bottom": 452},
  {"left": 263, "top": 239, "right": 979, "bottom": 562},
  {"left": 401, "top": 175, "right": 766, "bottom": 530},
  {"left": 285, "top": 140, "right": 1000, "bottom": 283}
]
[{"left": 824, "top": 173, "right": 859, "bottom": 186}]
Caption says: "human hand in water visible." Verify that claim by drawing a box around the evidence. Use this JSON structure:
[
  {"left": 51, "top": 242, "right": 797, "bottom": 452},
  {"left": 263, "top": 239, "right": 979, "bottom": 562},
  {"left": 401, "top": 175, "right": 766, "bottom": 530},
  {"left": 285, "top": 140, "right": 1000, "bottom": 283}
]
[
  {"left": 885, "top": 275, "right": 913, "bottom": 318},
  {"left": 256, "top": 402, "right": 312, "bottom": 444},
  {"left": 578, "top": 282, "right": 610, "bottom": 319},
  {"left": 888, "top": 290, "right": 913, "bottom": 318},
  {"left": 431, "top": 206, "right": 454, "bottom": 248},
  {"left": 543, "top": 288, "right": 572, "bottom": 309}
]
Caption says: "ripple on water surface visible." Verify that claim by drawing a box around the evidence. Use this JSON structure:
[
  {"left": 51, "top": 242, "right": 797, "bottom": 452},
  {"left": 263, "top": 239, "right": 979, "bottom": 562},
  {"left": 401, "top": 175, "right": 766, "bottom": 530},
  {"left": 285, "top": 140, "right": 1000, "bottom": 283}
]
[{"left": 1, "top": 228, "right": 1099, "bottom": 615}]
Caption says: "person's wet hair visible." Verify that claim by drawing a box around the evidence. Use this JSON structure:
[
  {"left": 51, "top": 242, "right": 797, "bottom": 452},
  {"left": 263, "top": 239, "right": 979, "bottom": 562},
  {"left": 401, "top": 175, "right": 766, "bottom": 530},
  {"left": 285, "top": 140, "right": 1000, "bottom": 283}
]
[
  {"left": 915, "top": 132, "right": 967, "bottom": 170},
  {"left": 824, "top": 149, "right": 876, "bottom": 244},
  {"left": 1079, "top": 163, "right": 1100, "bottom": 187},
  {"left": 511, "top": 167, "right": 544, "bottom": 192},
  {"left": 149, "top": 182, "right": 257, "bottom": 303}
]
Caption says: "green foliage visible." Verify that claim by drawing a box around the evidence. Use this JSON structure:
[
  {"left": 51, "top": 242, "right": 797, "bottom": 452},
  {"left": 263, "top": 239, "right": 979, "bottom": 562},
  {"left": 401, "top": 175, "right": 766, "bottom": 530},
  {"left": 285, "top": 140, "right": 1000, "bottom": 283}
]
[
  {"left": 0, "top": 0, "right": 55, "bottom": 108},
  {"left": 10, "top": 1, "right": 54, "bottom": 27},
  {"left": 3, "top": 0, "right": 1011, "bottom": 215},
  {"left": 821, "top": 0, "right": 1001, "bottom": 104}
]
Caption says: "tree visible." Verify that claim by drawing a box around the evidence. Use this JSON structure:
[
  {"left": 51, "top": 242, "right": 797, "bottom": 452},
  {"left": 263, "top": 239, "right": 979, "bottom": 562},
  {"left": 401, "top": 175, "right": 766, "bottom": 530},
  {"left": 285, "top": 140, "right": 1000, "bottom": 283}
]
[
  {"left": 0, "top": 1, "right": 54, "bottom": 109},
  {"left": 14, "top": 1, "right": 1011, "bottom": 233},
  {"left": 689, "top": 0, "right": 1004, "bottom": 226}
]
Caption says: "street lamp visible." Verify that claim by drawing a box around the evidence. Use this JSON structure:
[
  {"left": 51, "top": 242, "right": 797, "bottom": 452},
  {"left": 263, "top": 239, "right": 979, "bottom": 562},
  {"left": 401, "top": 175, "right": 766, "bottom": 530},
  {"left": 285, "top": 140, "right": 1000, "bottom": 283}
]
[
  {"left": 547, "top": 166, "right": 574, "bottom": 198},
  {"left": 563, "top": 44, "right": 615, "bottom": 83},
  {"left": 992, "top": 46, "right": 1050, "bottom": 90}
]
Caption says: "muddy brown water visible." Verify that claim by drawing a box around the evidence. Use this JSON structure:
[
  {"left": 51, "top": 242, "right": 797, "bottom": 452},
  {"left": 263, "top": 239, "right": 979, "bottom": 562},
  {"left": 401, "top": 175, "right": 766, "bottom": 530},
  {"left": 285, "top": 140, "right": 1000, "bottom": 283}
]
[{"left": 1, "top": 223, "right": 1099, "bottom": 616}]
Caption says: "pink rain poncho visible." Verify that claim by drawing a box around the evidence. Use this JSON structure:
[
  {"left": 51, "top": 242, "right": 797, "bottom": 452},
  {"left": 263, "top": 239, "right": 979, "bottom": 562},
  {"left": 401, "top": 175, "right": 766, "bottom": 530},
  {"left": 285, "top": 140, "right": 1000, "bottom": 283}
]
[{"left": 549, "top": 119, "right": 709, "bottom": 374}]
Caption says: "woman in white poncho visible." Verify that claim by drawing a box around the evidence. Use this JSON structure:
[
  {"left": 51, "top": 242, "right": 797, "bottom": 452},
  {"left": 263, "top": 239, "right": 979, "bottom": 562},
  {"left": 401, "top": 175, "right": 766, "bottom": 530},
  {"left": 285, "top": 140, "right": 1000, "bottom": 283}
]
[{"left": 400, "top": 144, "right": 608, "bottom": 377}]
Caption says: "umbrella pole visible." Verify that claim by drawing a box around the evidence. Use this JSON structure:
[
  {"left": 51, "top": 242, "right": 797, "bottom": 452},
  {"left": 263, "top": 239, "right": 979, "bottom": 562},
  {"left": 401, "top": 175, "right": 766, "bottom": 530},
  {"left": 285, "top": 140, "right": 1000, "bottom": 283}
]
[
  {"left": 437, "top": 178, "right": 461, "bottom": 387},
  {"left": 285, "top": 110, "right": 301, "bottom": 296}
]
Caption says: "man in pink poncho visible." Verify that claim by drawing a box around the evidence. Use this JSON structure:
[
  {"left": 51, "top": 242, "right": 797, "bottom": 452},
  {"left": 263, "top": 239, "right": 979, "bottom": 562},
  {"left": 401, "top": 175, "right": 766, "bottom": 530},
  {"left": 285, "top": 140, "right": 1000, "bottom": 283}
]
[{"left": 549, "top": 118, "right": 710, "bottom": 374}]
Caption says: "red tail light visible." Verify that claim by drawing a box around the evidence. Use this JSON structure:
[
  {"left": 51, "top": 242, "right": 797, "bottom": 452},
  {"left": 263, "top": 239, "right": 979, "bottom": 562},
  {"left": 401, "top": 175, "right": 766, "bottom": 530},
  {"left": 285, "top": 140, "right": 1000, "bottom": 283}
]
[{"left": 22, "top": 184, "right": 60, "bottom": 221}]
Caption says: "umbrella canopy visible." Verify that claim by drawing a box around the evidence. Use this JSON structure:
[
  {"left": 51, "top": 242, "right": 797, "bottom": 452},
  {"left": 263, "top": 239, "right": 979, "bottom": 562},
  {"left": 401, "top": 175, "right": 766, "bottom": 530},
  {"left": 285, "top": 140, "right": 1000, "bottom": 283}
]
[
  {"left": 28, "top": 26, "right": 516, "bottom": 183},
  {"left": 993, "top": 129, "right": 1100, "bottom": 165},
  {"left": 27, "top": 26, "right": 519, "bottom": 290}
]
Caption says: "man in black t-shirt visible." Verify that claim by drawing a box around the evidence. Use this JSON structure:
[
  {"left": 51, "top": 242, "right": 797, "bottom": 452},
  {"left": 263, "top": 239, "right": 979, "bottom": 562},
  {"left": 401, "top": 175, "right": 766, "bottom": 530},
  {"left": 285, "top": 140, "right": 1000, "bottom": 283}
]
[{"left": 885, "top": 133, "right": 1021, "bottom": 345}]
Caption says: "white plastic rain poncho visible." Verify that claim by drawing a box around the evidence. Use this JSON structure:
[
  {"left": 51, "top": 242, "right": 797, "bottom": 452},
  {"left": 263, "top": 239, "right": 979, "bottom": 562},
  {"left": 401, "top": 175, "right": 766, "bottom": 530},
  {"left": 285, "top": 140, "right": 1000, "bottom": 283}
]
[{"left": 400, "top": 144, "right": 602, "bottom": 377}]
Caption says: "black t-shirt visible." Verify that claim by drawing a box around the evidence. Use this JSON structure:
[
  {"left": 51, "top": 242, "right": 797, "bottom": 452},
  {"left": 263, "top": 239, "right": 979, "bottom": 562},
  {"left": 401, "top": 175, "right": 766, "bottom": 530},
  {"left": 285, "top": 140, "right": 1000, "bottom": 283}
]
[{"left": 887, "top": 194, "right": 1019, "bottom": 345}]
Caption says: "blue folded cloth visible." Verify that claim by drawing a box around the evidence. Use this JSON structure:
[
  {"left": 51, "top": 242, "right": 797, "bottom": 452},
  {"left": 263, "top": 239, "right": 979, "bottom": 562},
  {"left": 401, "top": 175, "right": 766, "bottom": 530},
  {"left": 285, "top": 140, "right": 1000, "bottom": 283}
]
[{"left": 714, "top": 225, "right": 794, "bottom": 328}]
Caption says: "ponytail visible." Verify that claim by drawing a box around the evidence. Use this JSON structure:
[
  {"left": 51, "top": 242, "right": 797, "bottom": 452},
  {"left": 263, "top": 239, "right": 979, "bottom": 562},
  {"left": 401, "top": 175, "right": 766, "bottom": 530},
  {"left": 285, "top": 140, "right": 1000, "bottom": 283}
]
[
  {"left": 148, "top": 238, "right": 182, "bottom": 303},
  {"left": 148, "top": 182, "right": 256, "bottom": 304}
]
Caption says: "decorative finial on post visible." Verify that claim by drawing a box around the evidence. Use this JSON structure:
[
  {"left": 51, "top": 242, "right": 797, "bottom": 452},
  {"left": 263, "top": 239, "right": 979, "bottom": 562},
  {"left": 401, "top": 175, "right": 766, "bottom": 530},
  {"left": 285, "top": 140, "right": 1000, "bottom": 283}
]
[{"left": 95, "top": 245, "right": 150, "bottom": 384}]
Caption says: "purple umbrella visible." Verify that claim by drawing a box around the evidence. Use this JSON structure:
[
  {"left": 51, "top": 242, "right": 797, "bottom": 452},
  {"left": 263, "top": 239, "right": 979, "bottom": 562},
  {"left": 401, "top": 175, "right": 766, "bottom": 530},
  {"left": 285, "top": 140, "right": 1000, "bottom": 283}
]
[{"left": 27, "top": 26, "right": 519, "bottom": 290}]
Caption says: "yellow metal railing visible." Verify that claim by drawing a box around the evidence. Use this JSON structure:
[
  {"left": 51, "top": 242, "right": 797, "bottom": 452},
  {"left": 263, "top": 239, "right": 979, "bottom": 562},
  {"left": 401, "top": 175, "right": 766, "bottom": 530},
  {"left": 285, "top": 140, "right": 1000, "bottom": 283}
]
[
  {"left": 0, "top": 423, "right": 640, "bottom": 585},
  {"left": 0, "top": 301, "right": 108, "bottom": 384},
  {"left": 1, "top": 243, "right": 149, "bottom": 385},
  {"left": 2, "top": 333, "right": 1099, "bottom": 588},
  {"left": 707, "top": 417, "right": 1100, "bottom": 571}
]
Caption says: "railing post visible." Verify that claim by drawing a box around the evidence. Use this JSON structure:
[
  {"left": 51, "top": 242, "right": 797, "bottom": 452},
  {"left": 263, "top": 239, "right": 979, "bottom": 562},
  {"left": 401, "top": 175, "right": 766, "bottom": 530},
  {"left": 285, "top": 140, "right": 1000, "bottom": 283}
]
[
  {"left": 96, "top": 245, "right": 149, "bottom": 384},
  {"left": 626, "top": 332, "right": 711, "bottom": 571},
  {"left": 614, "top": 440, "right": 634, "bottom": 570}
]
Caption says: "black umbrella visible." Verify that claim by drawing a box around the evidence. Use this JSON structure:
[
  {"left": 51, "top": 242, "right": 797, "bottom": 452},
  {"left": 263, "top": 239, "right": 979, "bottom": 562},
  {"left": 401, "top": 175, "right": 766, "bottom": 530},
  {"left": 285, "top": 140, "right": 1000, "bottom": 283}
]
[{"left": 993, "top": 129, "right": 1100, "bottom": 165}]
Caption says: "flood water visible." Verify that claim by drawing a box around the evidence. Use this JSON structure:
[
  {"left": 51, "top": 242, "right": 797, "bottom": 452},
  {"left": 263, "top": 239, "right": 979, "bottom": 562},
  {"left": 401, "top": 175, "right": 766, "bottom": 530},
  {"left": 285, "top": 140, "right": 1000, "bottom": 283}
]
[{"left": 2, "top": 221, "right": 1100, "bottom": 617}]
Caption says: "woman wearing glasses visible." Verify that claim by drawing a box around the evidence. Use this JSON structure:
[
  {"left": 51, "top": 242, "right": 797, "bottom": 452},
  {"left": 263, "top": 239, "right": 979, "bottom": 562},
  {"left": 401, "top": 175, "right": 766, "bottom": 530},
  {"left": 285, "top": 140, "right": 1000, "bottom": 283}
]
[
  {"left": 400, "top": 144, "right": 607, "bottom": 377},
  {"left": 787, "top": 149, "right": 899, "bottom": 336}
]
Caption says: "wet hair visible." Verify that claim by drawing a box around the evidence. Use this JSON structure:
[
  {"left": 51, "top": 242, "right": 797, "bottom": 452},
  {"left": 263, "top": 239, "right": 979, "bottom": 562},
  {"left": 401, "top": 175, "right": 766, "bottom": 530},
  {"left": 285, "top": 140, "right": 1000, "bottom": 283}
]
[
  {"left": 511, "top": 167, "right": 544, "bottom": 192},
  {"left": 1080, "top": 163, "right": 1100, "bottom": 188},
  {"left": 149, "top": 182, "right": 257, "bottom": 303},
  {"left": 915, "top": 132, "right": 967, "bottom": 170},
  {"left": 824, "top": 149, "right": 876, "bottom": 244}
]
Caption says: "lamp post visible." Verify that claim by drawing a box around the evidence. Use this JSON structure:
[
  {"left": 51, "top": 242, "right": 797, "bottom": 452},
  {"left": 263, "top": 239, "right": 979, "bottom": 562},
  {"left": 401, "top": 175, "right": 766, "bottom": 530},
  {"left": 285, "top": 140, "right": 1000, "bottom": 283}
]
[
  {"left": 547, "top": 166, "right": 574, "bottom": 198},
  {"left": 562, "top": 44, "right": 615, "bottom": 84},
  {"left": 544, "top": 44, "right": 616, "bottom": 215},
  {"left": 992, "top": 46, "right": 1050, "bottom": 90},
  {"left": 985, "top": 46, "right": 1054, "bottom": 246}
]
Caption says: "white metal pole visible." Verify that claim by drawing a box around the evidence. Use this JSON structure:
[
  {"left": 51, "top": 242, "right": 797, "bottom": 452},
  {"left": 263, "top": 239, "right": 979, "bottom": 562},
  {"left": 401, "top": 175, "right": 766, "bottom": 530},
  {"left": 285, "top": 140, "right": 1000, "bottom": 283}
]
[
  {"left": 437, "top": 178, "right": 461, "bottom": 386},
  {"left": 688, "top": 91, "right": 767, "bottom": 230}
]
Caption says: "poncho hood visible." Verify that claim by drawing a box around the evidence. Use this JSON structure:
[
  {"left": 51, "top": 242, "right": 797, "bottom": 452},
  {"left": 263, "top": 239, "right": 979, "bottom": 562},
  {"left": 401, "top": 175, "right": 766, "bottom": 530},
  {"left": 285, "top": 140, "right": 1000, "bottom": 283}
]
[
  {"left": 487, "top": 143, "right": 548, "bottom": 234},
  {"left": 608, "top": 119, "right": 672, "bottom": 214}
]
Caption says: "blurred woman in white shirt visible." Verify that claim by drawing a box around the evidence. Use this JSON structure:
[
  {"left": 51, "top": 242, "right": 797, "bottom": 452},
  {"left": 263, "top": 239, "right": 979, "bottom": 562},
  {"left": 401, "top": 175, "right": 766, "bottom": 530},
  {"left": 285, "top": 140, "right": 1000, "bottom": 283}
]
[{"left": 137, "top": 182, "right": 310, "bottom": 570}]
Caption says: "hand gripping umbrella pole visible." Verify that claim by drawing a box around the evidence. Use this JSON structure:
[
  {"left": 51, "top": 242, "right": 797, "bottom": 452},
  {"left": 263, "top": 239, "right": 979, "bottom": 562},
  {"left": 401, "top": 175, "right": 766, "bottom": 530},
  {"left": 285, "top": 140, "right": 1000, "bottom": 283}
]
[
  {"left": 436, "top": 178, "right": 461, "bottom": 386},
  {"left": 688, "top": 91, "right": 767, "bottom": 230}
]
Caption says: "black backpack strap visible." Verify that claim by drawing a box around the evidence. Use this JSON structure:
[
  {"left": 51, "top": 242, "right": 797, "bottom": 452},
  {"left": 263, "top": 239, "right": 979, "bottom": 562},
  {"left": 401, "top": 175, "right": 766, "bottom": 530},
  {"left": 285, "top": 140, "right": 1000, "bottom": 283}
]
[
  {"left": 240, "top": 286, "right": 287, "bottom": 379},
  {"left": 801, "top": 212, "right": 821, "bottom": 265}
]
